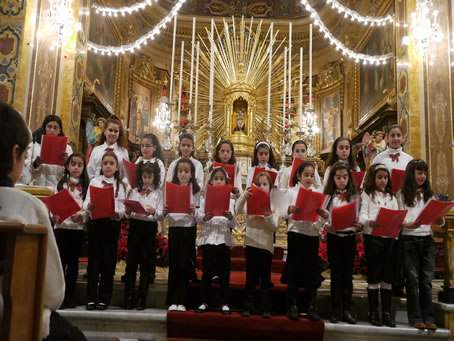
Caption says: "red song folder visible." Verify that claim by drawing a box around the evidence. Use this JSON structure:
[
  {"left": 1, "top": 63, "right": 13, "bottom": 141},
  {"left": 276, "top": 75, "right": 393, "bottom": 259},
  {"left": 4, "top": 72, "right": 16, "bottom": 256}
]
[
  {"left": 247, "top": 184, "right": 271, "bottom": 216},
  {"left": 40, "top": 135, "right": 68, "bottom": 166},
  {"left": 372, "top": 207, "right": 408, "bottom": 238},
  {"left": 391, "top": 169, "right": 405, "bottom": 193},
  {"left": 165, "top": 182, "right": 191, "bottom": 214},
  {"left": 89, "top": 185, "right": 115, "bottom": 220},
  {"left": 120, "top": 199, "right": 147, "bottom": 215},
  {"left": 351, "top": 171, "right": 366, "bottom": 190},
  {"left": 292, "top": 187, "right": 327, "bottom": 222},
  {"left": 42, "top": 189, "right": 81, "bottom": 224},
  {"left": 213, "top": 162, "right": 236, "bottom": 187},
  {"left": 332, "top": 201, "right": 357, "bottom": 230},
  {"left": 416, "top": 199, "right": 454, "bottom": 225},
  {"left": 205, "top": 184, "right": 231, "bottom": 216},
  {"left": 123, "top": 159, "right": 138, "bottom": 189},
  {"left": 288, "top": 158, "right": 304, "bottom": 187},
  {"left": 251, "top": 167, "right": 278, "bottom": 186}
]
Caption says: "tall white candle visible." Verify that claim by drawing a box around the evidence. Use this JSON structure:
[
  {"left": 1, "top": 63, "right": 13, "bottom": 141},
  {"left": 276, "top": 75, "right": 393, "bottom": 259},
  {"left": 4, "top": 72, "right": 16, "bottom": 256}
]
[
  {"left": 288, "top": 22, "right": 292, "bottom": 123},
  {"left": 309, "top": 24, "right": 312, "bottom": 104},
  {"left": 209, "top": 19, "right": 214, "bottom": 123},
  {"left": 169, "top": 16, "right": 177, "bottom": 107},
  {"left": 282, "top": 47, "right": 287, "bottom": 132},
  {"left": 299, "top": 47, "right": 303, "bottom": 128},
  {"left": 194, "top": 41, "right": 200, "bottom": 126},
  {"left": 189, "top": 17, "right": 196, "bottom": 120},
  {"left": 177, "top": 40, "right": 184, "bottom": 125},
  {"left": 267, "top": 23, "right": 273, "bottom": 128}
]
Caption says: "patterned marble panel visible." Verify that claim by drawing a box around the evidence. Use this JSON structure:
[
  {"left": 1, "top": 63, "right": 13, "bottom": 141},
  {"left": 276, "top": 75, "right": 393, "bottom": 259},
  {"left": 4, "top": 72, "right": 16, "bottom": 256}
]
[{"left": 0, "top": 23, "right": 21, "bottom": 104}]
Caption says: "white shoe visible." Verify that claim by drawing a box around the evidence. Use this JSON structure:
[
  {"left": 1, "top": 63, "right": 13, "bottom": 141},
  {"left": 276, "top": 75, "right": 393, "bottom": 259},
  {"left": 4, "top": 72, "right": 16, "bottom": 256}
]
[
  {"left": 196, "top": 303, "right": 208, "bottom": 313},
  {"left": 222, "top": 305, "right": 231, "bottom": 315},
  {"left": 177, "top": 305, "right": 187, "bottom": 312},
  {"left": 168, "top": 304, "right": 178, "bottom": 311}
]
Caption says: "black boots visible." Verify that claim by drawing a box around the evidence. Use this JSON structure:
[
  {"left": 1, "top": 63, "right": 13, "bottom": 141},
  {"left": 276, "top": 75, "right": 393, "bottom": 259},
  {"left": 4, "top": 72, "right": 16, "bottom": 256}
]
[
  {"left": 124, "top": 276, "right": 135, "bottom": 310},
  {"left": 342, "top": 287, "right": 356, "bottom": 324},
  {"left": 287, "top": 286, "right": 299, "bottom": 320},
  {"left": 261, "top": 287, "right": 272, "bottom": 319},
  {"left": 381, "top": 289, "right": 396, "bottom": 327},
  {"left": 306, "top": 289, "right": 320, "bottom": 322},
  {"left": 136, "top": 276, "right": 150, "bottom": 310},
  {"left": 368, "top": 289, "right": 382, "bottom": 326},
  {"left": 242, "top": 295, "right": 255, "bottom": 317}
]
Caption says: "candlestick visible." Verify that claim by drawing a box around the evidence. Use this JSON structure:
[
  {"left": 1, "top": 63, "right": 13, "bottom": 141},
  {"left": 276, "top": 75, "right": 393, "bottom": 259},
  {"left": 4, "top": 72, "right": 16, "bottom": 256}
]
[
  {"left": 299, "top": 47, "right": 303, "bottom": 131},
  {"left": 209, "top": 19, "right": 214, "bottom": 123},
  {"left": 267, "top": 23, "right": 273, "bottom": 130},
  {"left": 194, "top": 41, "right": 200, "bottom": 126},
  {"left": 188, "top": 17, "right": 196, "bottom": 121},
  {"left": 282, "top": 47, "right": 287, "bottom": 132},
  {"left": 309, "top": 24, "right": 312, "bottom": 104},
  {"left": 169, "top": 16, "right": 177, "bottom": 107},
  {"left": 288, "top": 22, "right": 292, "bottom": 124},
  {"left": 177, "top": 40, "right": 184, "bottom": 125}
]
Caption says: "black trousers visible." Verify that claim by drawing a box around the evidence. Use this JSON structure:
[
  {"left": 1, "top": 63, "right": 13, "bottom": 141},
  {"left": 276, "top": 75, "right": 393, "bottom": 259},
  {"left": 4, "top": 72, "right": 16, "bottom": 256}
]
[
  {"left": 54, "top": 229, "right": 85, "bottom": 299},
  {"left": 166, "top": 226, "right": 193, "bottom": 305},
  {"left": 364, "top": 234, "right": 396, "bottom": 284},
  {"left": 201, "top": 244, "right": 231, "bottom": 305},
  {"left": 245, "top": 246, "right": 272, "bottom": 295},
  {"left": 43, "top": 311, "right": 86, "bottom": 341},
  {"left": 86, "top": 218, "right": 121, "bottom": 305},
  {"left": 327, "top": 233, "right": 356, "bottom": 311},
  {"left": 125, "top": 219, "right": 157, "bottom": 282}
]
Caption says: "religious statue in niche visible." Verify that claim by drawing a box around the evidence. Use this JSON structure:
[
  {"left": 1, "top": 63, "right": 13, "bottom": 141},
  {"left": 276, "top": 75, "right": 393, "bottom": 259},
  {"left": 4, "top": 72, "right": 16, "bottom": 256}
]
[{"left": 232, "top": 97, "right": 248, "bottom": 134}]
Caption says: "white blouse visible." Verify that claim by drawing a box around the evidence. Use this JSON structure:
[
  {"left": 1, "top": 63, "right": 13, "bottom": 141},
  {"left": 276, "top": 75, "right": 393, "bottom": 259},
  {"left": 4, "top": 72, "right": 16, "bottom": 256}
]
[
  {"left": 196, "top": 198, "right": 236, "bottom": 248},
  {"left": 166, "top": 156, "right": 204, "bottom": 193},
  {"left": 83, "top": 175, "right": 126, "bottom": 220},
  {"left": 246, "top": 163, "right": 278, "bottom": 189},
  {"left": 397, "top": 192, "right": 433, "bottom": 237},
  {"left": 127, "top": 187, "right": 164, "bottom": 222},
  {"left": 327, "top": 191, "right": 357, "bottom": 234},
  {"left": 28, "top": 142, "right": 73, "bottom": 190},
  {"left": 135, "top": 156, "right": 166, "bottom": 189},
  {"left": 284, "top": 183, "right": 324, "bottom": 237},
  {"left": 371, "top": 147, "right": 413, "bottom": 171},
  {"left": 279, "top": 163, "right": 323, "bottom": 192},
  {"left": 87, "top": 142, "right": 129, "bottom": 180},
  {"left": 54, "top": 178, "right": 88, "bottom": 231},
  {"left": 359, "top": 190, "right": 399, "bottom": 236},
  {"left": 323, "top": 164, "right": 360, "bottom": 189}
]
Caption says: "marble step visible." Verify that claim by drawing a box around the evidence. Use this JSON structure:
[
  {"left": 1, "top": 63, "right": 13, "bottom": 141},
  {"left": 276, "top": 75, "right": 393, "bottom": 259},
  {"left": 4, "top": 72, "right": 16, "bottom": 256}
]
[{"left": 60, "top": 307, "right": 451, "bottom": 341}]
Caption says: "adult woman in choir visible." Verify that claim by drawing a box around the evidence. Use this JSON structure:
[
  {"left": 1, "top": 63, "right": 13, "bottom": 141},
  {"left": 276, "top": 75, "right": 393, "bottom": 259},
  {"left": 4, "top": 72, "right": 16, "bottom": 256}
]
[
  {"left": 371, "top": 125, "right": 413, "bottom": 297},
  {"left": 87, "top": 116, "right": 129, "bottom": 181},
  {"left": 0, "top": 102, "right": 86, "bottom": 340},
  {"left": 27, "top": 115, "right": 73, "bottom": 190}
]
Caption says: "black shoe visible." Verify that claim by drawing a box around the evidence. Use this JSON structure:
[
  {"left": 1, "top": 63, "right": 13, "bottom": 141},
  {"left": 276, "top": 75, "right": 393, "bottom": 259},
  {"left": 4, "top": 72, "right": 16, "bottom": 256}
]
[
  {"left": 86, "top": 302, "right": 96, "bottom": 311},
  {"left": 59, "top": 301, "right": 67, "bottom": 310},
  {"left": 343, "top": 311, "right": 357, "bottom": 324},
  {"left": 65, "top": 296, "right": 77, "bottom": 309},
  {"left": 287, "top": 305, "right": 299, "bottom": 320},
  {"left": 136, "top": 298, "right": 146, "bottom": 311},
  {"left": 307, "top": 308, "right": 321, "bottom": 322},
  {"left": 330, "top": 312, "right": 339, "bottom": 323},
  {"left": 262, "top": 311, "right": 272, "bottom": 319},
  {"left": 368, "top": 312, "right": 382, "bottom": 326},
  {"left": 97, "top": 303, "right": 107, "bottom": 310},
  {"left": 382, "top": 312, "right": 396, "bottom": 328}
]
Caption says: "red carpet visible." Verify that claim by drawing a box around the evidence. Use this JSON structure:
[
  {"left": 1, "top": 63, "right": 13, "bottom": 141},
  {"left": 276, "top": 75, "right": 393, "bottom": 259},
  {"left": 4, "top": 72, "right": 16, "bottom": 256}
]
[{"left": 167, "top": 311, "right": 324, "bottom": 341}]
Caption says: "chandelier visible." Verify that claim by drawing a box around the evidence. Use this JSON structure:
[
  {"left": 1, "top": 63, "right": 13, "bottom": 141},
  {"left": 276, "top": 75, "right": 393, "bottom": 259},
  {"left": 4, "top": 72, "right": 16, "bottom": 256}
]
[
  {"left": 44, "top": 0, "right": 79, "bottom": 49},
  {"left": 153, "top": 96, "right": 171, "bottom": 132},
  {"left": 402, "top": 0, "right": 442, "bottom": 58},
  {"left": 299, "top": 103, "right": 320, "bottom": 157}
]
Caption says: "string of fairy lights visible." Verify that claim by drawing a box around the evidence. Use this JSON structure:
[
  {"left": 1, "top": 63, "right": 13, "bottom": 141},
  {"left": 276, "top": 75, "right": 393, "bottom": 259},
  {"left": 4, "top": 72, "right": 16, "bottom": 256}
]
[{"left": 87, "top": 0, "right": 393, "bottom": 64}]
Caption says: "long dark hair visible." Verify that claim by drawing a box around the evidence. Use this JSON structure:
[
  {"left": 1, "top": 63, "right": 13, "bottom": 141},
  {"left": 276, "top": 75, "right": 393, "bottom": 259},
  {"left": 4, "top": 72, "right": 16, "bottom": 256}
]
[
  {"left": 141, "top": 133, "right": 165, "bottom": 162},
  {"left": 207, "top": 167, "right": 230, "bottom": 185},
  {"left": 171, "top": 158, "right": 200, "bottom": 194},
  {"left": 214, "top": 139, "right": 236, "bottom": 165},
  {"left": 326, "top": 136, "right": 357, "bottom": 170},
  {"left": 291, "top": 140, "right": 308, "bottom": 157},
  {"left": 136, "top": 161, "right": 160, "bottom": 191},
  {"left": 291, "top": 161, "right": 315, "bottom": 187},
  {"left": 96, "top": 117, "right": 128, "bottom": 149},
  {"left": 35, "top": 115, "right": 64, "bottom": 144},
  {"left": 323, "top": 161, "right": 358, "bottom": 202},
  {"left": 252, "top": 141, "right": 277, "bottom": 169},
  {"left": 0, "top": 102, "right": 31, "bottom": 178},
  {"left": 401, "top": 159, "right": 433, "bottom": 207},
  {"left": 178, "top": 133, "right": 196, "bottom": 158},
  {"left": 363, "top": 163, "right": 394, "bottom": 199},
  {"left": 100, "top": 152, "right": 122, "bottom": 197},
  {"left": 57, "top": 152, "right": 89, "bottom": 200}
]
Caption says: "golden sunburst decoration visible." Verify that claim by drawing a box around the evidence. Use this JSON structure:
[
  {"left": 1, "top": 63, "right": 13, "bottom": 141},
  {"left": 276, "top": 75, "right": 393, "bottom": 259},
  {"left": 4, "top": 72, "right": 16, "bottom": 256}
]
[{"left": 176, "top": 16, "right": 302, "bottom": 156}]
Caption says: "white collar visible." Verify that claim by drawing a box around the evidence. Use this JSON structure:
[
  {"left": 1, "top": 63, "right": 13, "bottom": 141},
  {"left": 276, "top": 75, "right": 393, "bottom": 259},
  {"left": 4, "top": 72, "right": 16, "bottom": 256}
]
[
  {"left": 101, "top": 175, "right": 114, "bottom": 183},
  {"left": 386, "top": 147, "right": 402, "bottom": 154},
  {"left": 257, "top": 163, "right": 269, "bottom": 169},
  {"left": 103, "top": 142, "right": 118, "bottom": 150},
  {"left": 69, "top": 177, "right": 79, "bottom": 184}
]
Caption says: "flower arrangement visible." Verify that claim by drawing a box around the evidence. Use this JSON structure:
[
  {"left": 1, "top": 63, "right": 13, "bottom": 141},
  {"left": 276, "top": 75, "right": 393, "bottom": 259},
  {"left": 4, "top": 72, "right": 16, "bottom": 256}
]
[
  {"left": 155, "top": 234, "right": 169, "bottom": 267},
  {"left": 118, "top": 218, "right": 129, "bottom": 260}
]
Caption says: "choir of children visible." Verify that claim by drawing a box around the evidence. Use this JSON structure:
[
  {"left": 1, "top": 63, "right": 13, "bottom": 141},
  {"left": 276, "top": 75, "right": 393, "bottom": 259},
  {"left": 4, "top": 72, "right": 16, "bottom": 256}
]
[{"left": 12, "top": 110, "right": 450, "bottom": 329}]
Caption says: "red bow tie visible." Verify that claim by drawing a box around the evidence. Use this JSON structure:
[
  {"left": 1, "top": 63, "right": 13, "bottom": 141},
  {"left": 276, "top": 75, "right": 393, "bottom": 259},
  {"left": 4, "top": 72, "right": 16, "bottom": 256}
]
[
  {"left": 416, "top": 189, "right": 424, "bottom": 200},
  {"left": 102, "top": 180, "right": 113, "bottom": 187},
  {"left": 69, "top": 182, "right": 81, "bottom": 192},
  {"left": 336, "top": 191, "right": 347, "bottom": 202},
  {"left": 376, "top": 189, "right": 387, "bottom": 197},
  {"left": 105, "top": 147, "right": 114, "bottom": 153},
  {"left": 390, "top": 153, "right": 400, "bottom": 162},
  {"left": 140, "top": 188, "right": 152, "bottom": 196}
]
